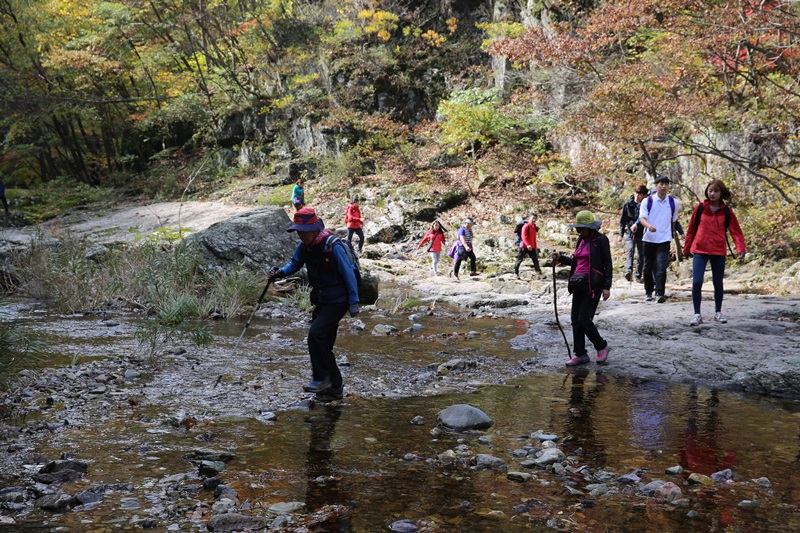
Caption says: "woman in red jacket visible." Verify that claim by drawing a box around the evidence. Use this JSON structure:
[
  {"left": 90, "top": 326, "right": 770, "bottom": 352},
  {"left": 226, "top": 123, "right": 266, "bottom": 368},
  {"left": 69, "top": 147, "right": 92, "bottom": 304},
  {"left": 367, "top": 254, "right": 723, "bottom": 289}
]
[
  {"left": 683, "top": 179, "right": 746, "bottom": 326},
  {"left": 417, "top": 220, "right": 446, "bottom": 276},
  {"left": 344, "top": 196, "right": 364, "bottom": 253}
]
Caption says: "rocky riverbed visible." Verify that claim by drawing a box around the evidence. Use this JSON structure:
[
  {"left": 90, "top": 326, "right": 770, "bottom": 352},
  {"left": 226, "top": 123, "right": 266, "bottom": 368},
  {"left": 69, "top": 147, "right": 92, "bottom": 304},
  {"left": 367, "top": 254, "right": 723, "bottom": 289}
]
[{"left": 1, "top": 201, "right": 799, "bottom": 531}]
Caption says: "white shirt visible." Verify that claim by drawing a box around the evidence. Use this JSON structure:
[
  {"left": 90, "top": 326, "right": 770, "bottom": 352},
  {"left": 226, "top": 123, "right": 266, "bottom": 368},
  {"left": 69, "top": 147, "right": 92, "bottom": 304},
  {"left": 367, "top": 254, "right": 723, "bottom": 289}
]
[{"left": 640, "top": 193, "right": 679, "bottom": 244}]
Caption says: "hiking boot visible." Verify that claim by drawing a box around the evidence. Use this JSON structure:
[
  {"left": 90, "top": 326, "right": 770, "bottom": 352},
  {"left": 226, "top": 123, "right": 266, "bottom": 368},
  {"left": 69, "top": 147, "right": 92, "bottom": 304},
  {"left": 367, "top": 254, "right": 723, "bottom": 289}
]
[
  {"left": 636, "top": 276, "right": 643, "bottom": 283},
  {"left": 624, "top": 271, "right": 632, "bottom": 282},
  {"left": 656, "top": 294, "right": 666, "bottom": 303},
  {"left": 690, "top": 314, "right": 703, "bottom": 326},
  {"left": 453, "top": 273, "right": 459, "bottom": 280},
  {"left": 565, "top": 354, "right": 590, "bottom": 367},
  {"left": 303, "top": 377, "right": 332, "bottom": 393},
  {"left": 470, "top": 271, "right": 478, "bottom": 277},
  {"left": 315, "top": 386, "right": 343, "bottom": 403},
  {"left": 714, "top": 312, "right": 728, "bottom": 323},
  {"left": 596, "top": 345, "right": 610, "bottom": 364},
  {"left": 645, "top": 294, "right": 654, "bottom": 302}
]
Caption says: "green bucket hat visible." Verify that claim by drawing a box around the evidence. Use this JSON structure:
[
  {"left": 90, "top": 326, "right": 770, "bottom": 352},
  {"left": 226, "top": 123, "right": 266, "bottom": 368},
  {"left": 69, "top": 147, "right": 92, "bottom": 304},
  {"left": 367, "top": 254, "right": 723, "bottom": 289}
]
[{"left": 570, "top": 210, "right": 602, "bottom": 230}]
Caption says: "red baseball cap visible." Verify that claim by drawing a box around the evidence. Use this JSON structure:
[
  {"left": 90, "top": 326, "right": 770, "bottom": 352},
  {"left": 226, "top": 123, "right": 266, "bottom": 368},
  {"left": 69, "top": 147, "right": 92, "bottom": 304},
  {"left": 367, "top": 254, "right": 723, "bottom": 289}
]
[{"left": 287, "top": 207, "right": 325, "bottom": 232}]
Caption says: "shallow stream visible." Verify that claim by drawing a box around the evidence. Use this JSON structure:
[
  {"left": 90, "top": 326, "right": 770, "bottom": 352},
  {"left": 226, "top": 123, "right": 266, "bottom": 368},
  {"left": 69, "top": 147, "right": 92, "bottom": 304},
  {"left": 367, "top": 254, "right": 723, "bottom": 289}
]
[{"left": 2, "top": 298, "right": 800, "bottom": 532}]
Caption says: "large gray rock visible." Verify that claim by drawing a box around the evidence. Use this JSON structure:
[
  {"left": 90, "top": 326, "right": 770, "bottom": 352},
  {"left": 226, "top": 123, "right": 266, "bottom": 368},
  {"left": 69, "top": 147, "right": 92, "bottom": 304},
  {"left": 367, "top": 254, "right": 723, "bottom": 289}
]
[
  {"left": 437, "top": 404, "right": 494, "bottom": 431},
  {"left": 207, "top": 513, "right": 271, "bottom": 532},
  {"left": 184, "top": 207, "right": 298, "bottom": 270}
]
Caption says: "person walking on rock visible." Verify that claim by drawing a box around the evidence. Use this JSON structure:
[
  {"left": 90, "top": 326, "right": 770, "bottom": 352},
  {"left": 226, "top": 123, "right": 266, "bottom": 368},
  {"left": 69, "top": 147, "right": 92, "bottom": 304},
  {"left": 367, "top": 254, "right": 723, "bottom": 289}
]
[
  {"left": 269, "top": 207, "right": 360, "bottom": 402},
  {"left": 552, "top": 211, "right": 613, "bottom": 367},
  {"left": 682, "top": 179, "right": 746, "bottom": 326},
  {"left": 344, "top": 196, "right": 365, "bottom": 253},
  {"left": 639, "top": 175, "right": 680, "bottom": 303},
  {"left": 514, "top": 212, "right": 544, "bottom": 279},
  {"left": 291, "top": 178, "right": 305, "bottom": 211},
  {"left": 618, "top": 184, "right": 648, "bottom": 282},
  {"left": 453, "top": 218, "right": 477, "bottom": 280},
  {"left": 417, "top": 220, "right": 446, "bottom": 276}
]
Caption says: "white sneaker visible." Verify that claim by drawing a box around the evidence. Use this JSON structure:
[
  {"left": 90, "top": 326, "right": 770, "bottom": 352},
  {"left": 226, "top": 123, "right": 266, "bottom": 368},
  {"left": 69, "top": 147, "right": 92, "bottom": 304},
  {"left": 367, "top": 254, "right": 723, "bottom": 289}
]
[
  {"left": 690, "top": 314, "right": 703, "bottom": 326},
  {"left": 714, "top": 312, "right": 728, "bottom": 323}
]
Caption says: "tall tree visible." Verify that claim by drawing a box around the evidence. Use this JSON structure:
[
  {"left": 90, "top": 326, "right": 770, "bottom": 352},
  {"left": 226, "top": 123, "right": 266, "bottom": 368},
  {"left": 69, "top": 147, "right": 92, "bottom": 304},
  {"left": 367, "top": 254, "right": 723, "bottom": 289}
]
[{"left": 491, "top": 0, "right": 800, "bottom": 203}]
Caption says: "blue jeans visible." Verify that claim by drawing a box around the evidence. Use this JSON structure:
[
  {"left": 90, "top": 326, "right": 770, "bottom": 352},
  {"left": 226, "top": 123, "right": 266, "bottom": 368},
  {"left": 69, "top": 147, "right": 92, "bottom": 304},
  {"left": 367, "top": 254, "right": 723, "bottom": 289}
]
[
  {"left": 642, "top": 241, "right": 670, "bottom": 296},
  {"left": 692, "top": 254, "right": 726, "bottom": 315}
]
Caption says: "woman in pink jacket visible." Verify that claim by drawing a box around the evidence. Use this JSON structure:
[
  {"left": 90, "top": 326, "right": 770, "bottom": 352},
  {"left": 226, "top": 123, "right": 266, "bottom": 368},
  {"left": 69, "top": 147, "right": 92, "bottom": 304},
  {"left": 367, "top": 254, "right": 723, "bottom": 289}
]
[
  {"left": 344, "top": 196, "right": 364, "bottom": 253},
  {"left": 682, "top": 179, "right": 746, "bottom": 326},
  {"left": 417, "top": 220, "right": 446, "bottom": 276}
]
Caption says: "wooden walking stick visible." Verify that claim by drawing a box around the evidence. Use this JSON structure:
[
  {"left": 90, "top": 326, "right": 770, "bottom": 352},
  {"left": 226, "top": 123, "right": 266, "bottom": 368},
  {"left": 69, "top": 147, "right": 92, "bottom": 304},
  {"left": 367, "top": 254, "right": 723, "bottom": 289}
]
[{"left": 552, "top": 261, "right": 572, "bottom": 359}]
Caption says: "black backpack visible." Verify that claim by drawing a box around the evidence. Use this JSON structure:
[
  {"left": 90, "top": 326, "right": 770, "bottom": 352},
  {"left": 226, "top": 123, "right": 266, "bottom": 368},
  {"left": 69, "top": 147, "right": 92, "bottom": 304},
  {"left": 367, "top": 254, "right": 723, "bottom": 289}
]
[
  {"left": 323, "top": 235, "right": 364, "bottom": 289},
  {"left": 692, "top": 203, "right": 731, "bottom": 229},
  {"left": 513, "top": 221, "right": 526, "bottom": 246}
]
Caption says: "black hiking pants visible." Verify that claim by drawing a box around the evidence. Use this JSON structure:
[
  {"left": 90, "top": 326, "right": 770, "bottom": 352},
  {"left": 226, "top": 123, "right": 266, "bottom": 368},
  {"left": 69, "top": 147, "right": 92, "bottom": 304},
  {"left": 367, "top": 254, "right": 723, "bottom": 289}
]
[
  {"left": 308, "top": 302, "right": 348, "bottom": 388},
  {"left": 514, "top": 248, "right": 542, "bottom": 276},
  {"left": 571, "top": 288, "right": 607, "bottom": 357}
]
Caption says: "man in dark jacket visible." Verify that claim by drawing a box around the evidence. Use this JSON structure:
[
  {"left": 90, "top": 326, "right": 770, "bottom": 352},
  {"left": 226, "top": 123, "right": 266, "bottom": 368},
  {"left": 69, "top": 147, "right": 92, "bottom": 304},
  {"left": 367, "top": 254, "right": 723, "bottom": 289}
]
[
  {"left": 618, "top": 184, "right": 648, "bottom": 282},
  {"left": 270, "top": 207, "right": 360, "bottom": 402}
]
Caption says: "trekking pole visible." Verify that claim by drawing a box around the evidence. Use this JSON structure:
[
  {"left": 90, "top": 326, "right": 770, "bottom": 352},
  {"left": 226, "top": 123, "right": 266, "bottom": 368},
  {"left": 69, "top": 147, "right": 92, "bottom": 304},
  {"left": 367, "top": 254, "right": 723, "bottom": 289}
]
[
  {"left": 213, "top": 277, "right": 274, "bottom": 388},
  {"left": 552, "top": 262, "right": 572, "bottom": 359}
]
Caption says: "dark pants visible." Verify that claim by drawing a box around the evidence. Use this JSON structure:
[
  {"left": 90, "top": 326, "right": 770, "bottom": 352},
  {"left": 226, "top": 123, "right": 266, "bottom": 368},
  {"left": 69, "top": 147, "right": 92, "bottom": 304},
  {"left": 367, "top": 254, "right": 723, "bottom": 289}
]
[
  {"left": 692, "top": 254, "right": 726, "bottom": 315},
  {"left": 454, "top": 250, "right": 476, "bottom": 276},
  {"left": 624, "top": 231, "right": 643, "bottom": 278},
  {"left": 0, "top": 194, "right": 8, "bottom": 215},
  {"left": 514, "top": 248, "right": 542, "bottom": 275},
  {"left": 347, "top": 228, "right": 364, "bottom": 252},
  {"left": 308, "top": 302, "right": 348, "bottom": 388},
  {"left": 571, "top": 288, "right": 607, "bottom": 357},
  {"left": 642, "top": 241, "right": 671, "bottom": 297}
]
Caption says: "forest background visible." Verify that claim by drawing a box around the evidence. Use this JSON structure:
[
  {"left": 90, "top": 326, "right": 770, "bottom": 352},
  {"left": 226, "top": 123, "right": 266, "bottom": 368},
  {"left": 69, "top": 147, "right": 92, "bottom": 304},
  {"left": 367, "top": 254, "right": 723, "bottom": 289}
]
[{"left": 1, "top": 0, "right": 799, "bottom": 257}]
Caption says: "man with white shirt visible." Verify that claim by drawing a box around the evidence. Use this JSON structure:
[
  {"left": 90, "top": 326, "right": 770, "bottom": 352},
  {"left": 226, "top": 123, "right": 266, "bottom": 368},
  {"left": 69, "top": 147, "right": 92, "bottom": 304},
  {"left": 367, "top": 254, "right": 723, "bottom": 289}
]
[{"left": 638, "top": 175, "right": 679, "bottom": 303}]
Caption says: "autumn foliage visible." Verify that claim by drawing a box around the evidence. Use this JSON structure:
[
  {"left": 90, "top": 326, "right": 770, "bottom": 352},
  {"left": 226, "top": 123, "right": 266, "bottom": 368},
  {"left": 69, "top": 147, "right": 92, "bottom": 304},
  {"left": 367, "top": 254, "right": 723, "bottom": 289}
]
[{"left": 491, "top": 0, "right": 800, "bottom": 202}]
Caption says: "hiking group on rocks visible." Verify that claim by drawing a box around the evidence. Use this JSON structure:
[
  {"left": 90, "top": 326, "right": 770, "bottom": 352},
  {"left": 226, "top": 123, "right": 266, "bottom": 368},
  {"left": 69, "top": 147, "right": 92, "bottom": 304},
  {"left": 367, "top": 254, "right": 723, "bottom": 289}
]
[{"left": 266, "top": 174, "right": 747, "bottom": 397}]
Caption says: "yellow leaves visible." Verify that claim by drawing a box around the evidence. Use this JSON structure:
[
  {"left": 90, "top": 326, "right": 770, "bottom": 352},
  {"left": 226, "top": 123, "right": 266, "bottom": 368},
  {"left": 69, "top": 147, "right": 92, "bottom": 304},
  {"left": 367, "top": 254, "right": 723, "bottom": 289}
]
[
  {"left": 421, "top": 30, "right": 445, "bottom": 48},
  {"left": 446, "top": 18, "right": 458, "bottom": 35},
  {"left": 288, "top": 72, "right": 319, "bottom": 89},
  {"left": 357, "top": 9, "right": 399, "bottom": 41}
]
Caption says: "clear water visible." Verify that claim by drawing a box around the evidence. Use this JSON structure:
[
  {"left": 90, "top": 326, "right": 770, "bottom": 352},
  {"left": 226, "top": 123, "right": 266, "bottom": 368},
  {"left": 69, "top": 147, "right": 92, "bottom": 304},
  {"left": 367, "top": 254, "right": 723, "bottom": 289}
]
[{"left": 2, "top": 301, "right": 800, "bottom": 532}]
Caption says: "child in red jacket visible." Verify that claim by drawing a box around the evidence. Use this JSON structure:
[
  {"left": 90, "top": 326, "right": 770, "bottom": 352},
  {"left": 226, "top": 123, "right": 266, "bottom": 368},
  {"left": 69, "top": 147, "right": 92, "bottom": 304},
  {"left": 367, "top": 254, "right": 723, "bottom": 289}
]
[
  {"left": 418, "top": 220, "right": 447, "bottom": 276},
  {"left": 683, "top": 179, "right": 746, "bottom": 326}
]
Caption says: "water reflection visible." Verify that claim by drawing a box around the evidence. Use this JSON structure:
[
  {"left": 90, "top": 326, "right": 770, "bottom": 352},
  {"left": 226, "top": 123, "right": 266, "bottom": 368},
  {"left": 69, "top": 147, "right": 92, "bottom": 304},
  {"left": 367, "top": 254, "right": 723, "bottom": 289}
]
[
  {"left": 627, "top": 379, "right": 670, "bottom": 452},
  {"left": 679, "top": 386, "right": 735, "bottom": 476},
  {"left": 303, "top": 406, "right": 350, "bottom": 531},
  {"left": 562, "top": 368, "right": 608, "bottom": 467}
]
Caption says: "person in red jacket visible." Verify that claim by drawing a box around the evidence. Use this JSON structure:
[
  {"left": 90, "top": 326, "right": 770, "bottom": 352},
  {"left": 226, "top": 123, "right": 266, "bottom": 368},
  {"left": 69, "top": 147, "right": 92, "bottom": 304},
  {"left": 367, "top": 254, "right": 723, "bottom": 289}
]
[
  {"left": 417, "top": 220, "right": 447, "bottom": 276},
  {"left": 683, "top": 179, "right": 746, "bottom": 326},
  {"left": 344, "top": 196, "right": 364, "bottom": 253},
  {"left": 514, "top": 212, "right": 544, "bottom": 279}
]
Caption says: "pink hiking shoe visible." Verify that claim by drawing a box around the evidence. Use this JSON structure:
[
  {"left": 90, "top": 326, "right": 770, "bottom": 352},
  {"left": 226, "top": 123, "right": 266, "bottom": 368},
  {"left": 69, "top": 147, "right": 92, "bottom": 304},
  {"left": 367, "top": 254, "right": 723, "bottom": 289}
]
[
  {"left": 596, "top": 345, "right": 610, "bottom": 364},
  {"left": 565, "top": 355, "right": 590, "bottom": 367}
]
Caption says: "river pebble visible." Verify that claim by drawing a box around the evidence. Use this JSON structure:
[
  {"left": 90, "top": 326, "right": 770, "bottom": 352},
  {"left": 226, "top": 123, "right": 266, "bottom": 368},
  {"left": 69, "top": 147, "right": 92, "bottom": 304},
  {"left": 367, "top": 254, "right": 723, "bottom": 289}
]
[
  {"left": 437, "top": 404, "right": 493, "bottom": 431},
  {"left": 390, "top": 519, "right": 420, "bottom": 532}
]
